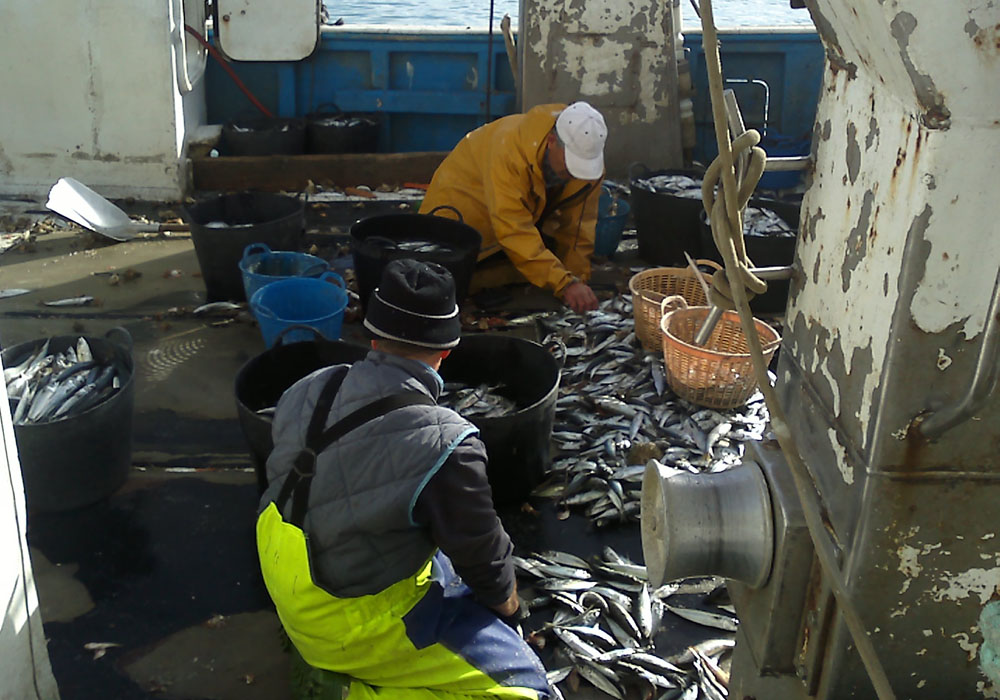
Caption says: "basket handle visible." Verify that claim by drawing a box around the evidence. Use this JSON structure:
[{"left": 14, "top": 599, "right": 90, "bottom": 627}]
[
  {"left": 627, "top": 162, "right": 650, "bottom": 182},
  {"left": 637, "top": 288, "right": 666, "bottom": 306},
  {"left": 659, "top": 294, "right": 689, "bottom": 318},
  {"left": 543, "top": 335, "right": 567, "bottom": 371},
  {"left": 273, "top": 324, "right": 325, "bottom": 346},
  {"left": 320, "top": 271, "right": 345, "bottom": 288},
  {"left": 242, "top": 243, "right": 271, "bottom": 262},
  {"left": 693, "top": 258, "right": 723, "bottom": 272},
  {"left": 105, "top": 326, "right": 134, "bottom": 356},
  {"left": 427, "top": 205, "right": 465, "bottom": 224},
  {"left": 312, "top": 102, "right": 343, "bottom": 115},
  {"left": 302, "top": 259, "right": 331, "bottom": 277}
]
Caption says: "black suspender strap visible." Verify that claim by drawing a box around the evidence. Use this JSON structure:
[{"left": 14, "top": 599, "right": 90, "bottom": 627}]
[
  {"left": 275, "top": 369, "right": 436, "bottom": 528},
  {"left": 275, "top": 369, "right": 346, "bottom": 514}
]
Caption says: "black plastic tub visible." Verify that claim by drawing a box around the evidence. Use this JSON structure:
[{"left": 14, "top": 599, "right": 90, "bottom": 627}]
[
  {"left": 306, "top": 106, "right": 381, "bottom": 154},
  {"left": 439, "top": 335, "right": 561, "bottom": 506},
  {"left": 350, "top": 206, "right": 482, "bottom": 310},
  {"left": 697, "top": 208, "right": 797, "bottom": 314},
  {"left": 221, "top": 117, "right": 306, "bottom": 156},
  {"left": 184, "top": 192, "right": 306, "bottom": 302},
  {"left": 234, "top": 329, "right": 369, "bottom": 493},
  {"left": 1, "top": 328, "right": 134, "bottom": 513},
  {"left": 630, "top": 166, "right": 706, "bottom": 266}
]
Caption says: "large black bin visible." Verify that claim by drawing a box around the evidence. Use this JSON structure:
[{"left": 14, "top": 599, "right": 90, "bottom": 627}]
[
  {"left": 439, "top": 335, "right": 560, "bottom": 506},
  {"left": 630, "top": 166, "right": 706, "bottom": 266},
  {"left": 234, "top": 331, "right": 559, "bottom": 506},
  {"left": 2, "top": 328, "right": 135, "bottom": 513},
  {"left": 221, "top": 116, "right": 306, "bottom": 156},
  {"left": 306, "top": 106, "right": 381, "bottom": 154},
  {"left": 234, "top": 328, "right": 369, "bottom": 493},
  {"left": 350, "top": 207, "right": 482, "bottom": 311},
  {"left": 185, "top": 192, "right": 305, "bottom": 302},
  {"left": 697, "top": 207, "right": 798, "bottom": 314}
]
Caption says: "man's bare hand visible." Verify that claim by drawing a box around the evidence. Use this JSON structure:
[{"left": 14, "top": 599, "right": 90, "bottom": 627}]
[
  {"left": 561, "top": 281, "right": 599, "bottom": 313},
  {"left": 492, "top": 590, "right": 520, "bottom": 617}
]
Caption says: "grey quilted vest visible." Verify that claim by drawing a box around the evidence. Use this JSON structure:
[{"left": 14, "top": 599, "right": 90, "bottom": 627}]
[{"left": 260, "top": 350, "right": 478, "bottom": 598}]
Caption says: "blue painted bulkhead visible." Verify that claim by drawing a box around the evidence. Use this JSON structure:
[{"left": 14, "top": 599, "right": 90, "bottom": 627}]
[
  {"left": 205, "top": 27, "right": 823, "bottom": 168},
  {"left": 206, "top": 29, "right": 516, "bottom": 153},
  {"left": 684, "top": 29, "right": 824, "bottom": 182}
]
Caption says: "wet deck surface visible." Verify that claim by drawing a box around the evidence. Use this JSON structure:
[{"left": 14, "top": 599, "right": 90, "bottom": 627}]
[{"left": 2, "top": 195, "right": 733, "bottom": 699}]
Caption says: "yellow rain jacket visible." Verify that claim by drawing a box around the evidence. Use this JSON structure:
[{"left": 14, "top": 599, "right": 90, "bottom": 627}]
[{"left": 419, "top": 104, "right": 601, "bottom": 296}]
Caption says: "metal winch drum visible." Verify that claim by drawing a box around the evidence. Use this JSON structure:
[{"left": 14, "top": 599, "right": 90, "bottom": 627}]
[{"left": 641, "top": 458, "right": 775, "bottom": 588}]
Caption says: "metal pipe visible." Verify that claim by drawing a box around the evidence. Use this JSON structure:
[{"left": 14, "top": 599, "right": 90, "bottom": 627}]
[
  {"left": 918, "top": 268, "right": 1000, "bottom": 440},
  {"left": 763, "top": 156, "right": 811, "bottom": 171},
  {"left": 693, "top": 305, "right": 724, "bottom": 346}
]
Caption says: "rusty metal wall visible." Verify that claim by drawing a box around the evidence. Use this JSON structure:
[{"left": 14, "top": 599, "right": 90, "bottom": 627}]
[
  {"left": 518, "top": 0, "right": 683, "bottom": 177},
  {"left": 733, "top": 1, "right": 1000, "bottom": 698}
]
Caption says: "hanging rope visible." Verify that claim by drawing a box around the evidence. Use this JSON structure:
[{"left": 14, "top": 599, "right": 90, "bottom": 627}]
[
  {"left": 696, "top": 1, "right": 896, "bottom": 698},
  {"left": 184, "top": 24, "right": 273, "bottom": 118}
]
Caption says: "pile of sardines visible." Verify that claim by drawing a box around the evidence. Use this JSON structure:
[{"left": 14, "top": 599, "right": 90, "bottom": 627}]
[
  {"left": 532, "top": 295, "right": 770, "bottom": 527},
  {"left": 439, "top": 381, "right": 517, "bottom": 418},
  {"left": 516, "top": 547, "right": 735, "bottom": 700},
  {"left": 4, "top": 338, "right": 121, "bottom": 424}
]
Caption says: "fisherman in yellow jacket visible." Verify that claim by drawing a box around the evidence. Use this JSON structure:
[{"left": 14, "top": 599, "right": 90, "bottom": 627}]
[{"left": 419, "top": 102, "right": 607, "bottom": 313}]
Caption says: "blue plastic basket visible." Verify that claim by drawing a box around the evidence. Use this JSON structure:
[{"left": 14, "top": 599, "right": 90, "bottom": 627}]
[
  {"left": 249, "top": 272, "right": 349, "bottom": 348},
  {"left": 595, "top": 187, "right": 631, "bottom": 258},
  {"left": 239, "top": 243, "right": 331, "bottom": 301}
]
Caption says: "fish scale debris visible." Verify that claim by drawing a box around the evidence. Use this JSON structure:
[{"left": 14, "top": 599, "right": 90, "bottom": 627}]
[
  {"left": 516, "top": 547, "right": 736, "bottom": 699},
  {"left": 533, "top": 295, "right": 770, "bottom": 526}
]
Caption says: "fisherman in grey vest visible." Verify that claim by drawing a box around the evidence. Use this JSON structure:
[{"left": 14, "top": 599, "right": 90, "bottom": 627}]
[{"left": 256, "top": 258, "right": 550, "bottom": 699}]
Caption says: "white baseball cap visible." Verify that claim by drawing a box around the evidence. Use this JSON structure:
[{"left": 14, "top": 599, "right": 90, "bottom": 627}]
[{"left": 555, "top": 102, "right": 607, "bottom": 180}]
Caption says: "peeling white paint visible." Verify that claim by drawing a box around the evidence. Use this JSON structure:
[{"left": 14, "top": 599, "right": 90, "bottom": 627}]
[
  {"left": 984, "top": 533, "right": 996, "bottom": 541},
  {"left": 954, "top": 631, "right": 981, "bottom": 661},
  {"left": 922, "top": 629, "right": 933, "bottom": 636},
  {"left": 937, "top": 348, "right": 953, "bottom": 370},
  {"left": 977, "top": 681, "right": 1000, "bottom": 699},
  {"left": 892, "top": 427, "right": 908, "bottom": 440},
  {"left": 828, "top": 427, "right": 853, "bottom": 484},
  {"left": 791, "top": 70, "right": 909, "bottom": 450},
  {"left": 917, "top": 679, "right": 926, "bottom": 688},
  {"left": 561, "top": 40, "right": 629, "bottom": 99},
  {"left": 898, "top": 541, "right": 944, "bottom": 593},
  {"left": 930, "top": 567, "right": 1000, "bottom": 605},
  {"left": 916, "top": 648, "right": 927, "bottom": 655}
]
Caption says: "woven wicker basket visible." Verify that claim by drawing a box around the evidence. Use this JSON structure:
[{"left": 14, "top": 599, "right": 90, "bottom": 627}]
[
  {"left": 629, "top": 261, "right": 722, "bottom": 351},
  {"left": 660, "top": 306, "right": 781, "bottom": 409}
]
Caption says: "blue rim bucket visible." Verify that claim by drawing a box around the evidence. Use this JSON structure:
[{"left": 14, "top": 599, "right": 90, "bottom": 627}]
[
  {"left": 250, "top": 272, "right": 349, "bottom": 348},
  {"left": 595, "top": 187, "right": 630, "bottom": 258},
  {"left": 239, "top": 243, "right": 331, "bottom": 301}
]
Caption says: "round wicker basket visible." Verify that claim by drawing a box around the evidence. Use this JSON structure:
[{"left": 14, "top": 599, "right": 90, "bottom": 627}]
[
  {"left": 628, "top": 261, "right": 722, "bottom": 351},
  {"left": 660, "top": 306, "right": 780, "bottom": 409}
]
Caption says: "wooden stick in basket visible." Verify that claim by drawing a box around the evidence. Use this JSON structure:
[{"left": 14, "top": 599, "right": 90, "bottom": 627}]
[{"left": 684, "top": 251, "right": 714, "bottom": 305}]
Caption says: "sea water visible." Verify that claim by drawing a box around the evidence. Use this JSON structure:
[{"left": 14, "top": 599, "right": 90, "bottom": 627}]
[{"left": 322, "top": 0, "right": 814, "bottom": 30}]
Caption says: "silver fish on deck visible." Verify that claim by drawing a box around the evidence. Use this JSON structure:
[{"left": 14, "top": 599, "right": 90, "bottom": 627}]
[
  {"left": 531, "top": 295, "right": 770, "bottom": 527},
  {"left": 42, "top": 295, "right": 94, "bottom": 307},
  {"left": 0, "top": 288, "right": 32, "bottom": 299},
  {"left": 515, "top": 547, "right": 735, "bottom": 699}
]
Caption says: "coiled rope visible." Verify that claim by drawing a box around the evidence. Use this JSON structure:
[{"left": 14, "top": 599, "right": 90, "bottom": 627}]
[{"left": 696, "top": 2, "right": 896, "bottom": 698}]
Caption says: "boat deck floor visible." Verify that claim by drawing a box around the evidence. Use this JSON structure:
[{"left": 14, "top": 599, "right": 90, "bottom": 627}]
[{"left": 1, "top": 195, "right": 734, "bottom": 700}]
